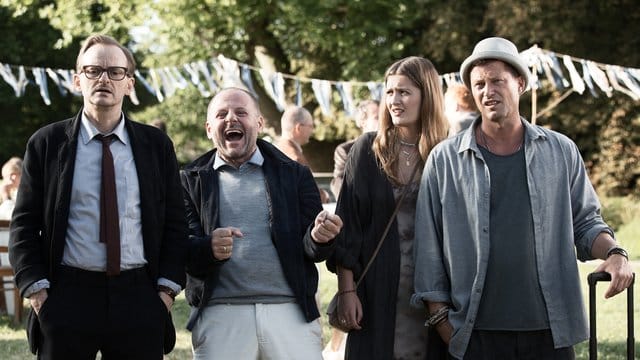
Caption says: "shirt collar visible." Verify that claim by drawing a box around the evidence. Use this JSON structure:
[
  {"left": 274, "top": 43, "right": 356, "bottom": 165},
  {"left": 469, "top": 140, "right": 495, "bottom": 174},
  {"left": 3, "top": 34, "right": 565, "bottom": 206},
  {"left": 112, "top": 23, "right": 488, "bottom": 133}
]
[
  {"left": 79, "top": 112, "right": 127, "bottom": 145},
  {"left": 457, "top": 116, "right": 546, "bottom": 154},
  {"left": 213, "top": 147, "right": 264, "bottom": 170}
]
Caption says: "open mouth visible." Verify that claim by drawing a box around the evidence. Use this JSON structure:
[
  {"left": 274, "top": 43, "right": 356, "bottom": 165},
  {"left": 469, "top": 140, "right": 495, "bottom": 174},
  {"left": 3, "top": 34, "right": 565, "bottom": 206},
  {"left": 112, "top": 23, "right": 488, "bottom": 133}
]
[
  {"left": 391, "top": 108, "right": 404, "bottom": 116},
  {"left": 94, "top": 88, "right": 112, "bottom": 95},
  {"left": 224, "top": 129, "right": 244, "bottom": 141}
]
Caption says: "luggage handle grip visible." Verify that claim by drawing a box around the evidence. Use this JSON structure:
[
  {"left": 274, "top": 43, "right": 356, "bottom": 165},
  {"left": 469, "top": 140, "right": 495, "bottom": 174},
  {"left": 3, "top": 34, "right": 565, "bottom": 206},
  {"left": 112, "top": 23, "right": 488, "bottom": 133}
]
[
  {"left": 588, "top": 271, "right": 635, "bottom": 360},
  {"left": 588, "top": 271, "right": 611, "bottom": 286}
]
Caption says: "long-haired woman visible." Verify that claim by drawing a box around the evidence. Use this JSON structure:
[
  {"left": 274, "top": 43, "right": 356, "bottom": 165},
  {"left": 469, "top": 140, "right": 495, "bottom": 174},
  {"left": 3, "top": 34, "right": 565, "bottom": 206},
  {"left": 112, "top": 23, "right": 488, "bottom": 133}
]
[{"left": 329, "top": 56, "right": 449, "bottom": 359}]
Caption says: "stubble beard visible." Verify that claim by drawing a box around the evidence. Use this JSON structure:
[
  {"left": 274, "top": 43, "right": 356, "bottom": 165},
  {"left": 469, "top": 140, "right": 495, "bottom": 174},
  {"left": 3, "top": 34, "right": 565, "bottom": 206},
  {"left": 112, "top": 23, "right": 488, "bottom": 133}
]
[{"left": 217, "top": 136, "right": 256, "bottom": 166}]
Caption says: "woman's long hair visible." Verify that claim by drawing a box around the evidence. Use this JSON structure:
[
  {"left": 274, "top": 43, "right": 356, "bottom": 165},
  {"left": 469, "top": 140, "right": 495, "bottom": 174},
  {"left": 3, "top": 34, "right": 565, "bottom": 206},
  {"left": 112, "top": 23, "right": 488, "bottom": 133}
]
[{"left": 373, "top": 56, "right": 448, "bottom": 184}]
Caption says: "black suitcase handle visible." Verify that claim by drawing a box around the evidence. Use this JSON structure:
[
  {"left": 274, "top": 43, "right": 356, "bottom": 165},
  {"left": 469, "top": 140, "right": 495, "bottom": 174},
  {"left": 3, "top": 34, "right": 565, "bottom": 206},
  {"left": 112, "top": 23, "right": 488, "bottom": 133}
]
[{"left": 587, "top": 271, "right": 635, "bottom": 360}]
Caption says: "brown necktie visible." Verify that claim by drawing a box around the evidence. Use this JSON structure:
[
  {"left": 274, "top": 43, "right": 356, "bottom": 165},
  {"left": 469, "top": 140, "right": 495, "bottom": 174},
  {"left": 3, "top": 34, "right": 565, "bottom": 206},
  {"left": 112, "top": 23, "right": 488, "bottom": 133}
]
[{"left": 97, "top": 134, "right": 120, "bottom": 276}]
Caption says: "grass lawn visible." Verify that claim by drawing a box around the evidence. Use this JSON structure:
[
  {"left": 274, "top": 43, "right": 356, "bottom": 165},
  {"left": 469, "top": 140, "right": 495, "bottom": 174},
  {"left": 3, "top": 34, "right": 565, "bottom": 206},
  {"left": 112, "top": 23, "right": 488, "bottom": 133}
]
[
  {"left": 0, "top": 260, "right": 637, "bottom": 359},
  {"left": 616, "top": 217, "right": 640, "bottom": 262}
]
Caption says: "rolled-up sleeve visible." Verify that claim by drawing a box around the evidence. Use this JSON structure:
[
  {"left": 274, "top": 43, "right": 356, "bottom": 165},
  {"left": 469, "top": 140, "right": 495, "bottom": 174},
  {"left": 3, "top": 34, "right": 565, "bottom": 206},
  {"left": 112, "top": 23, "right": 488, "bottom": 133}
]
[{"left": 565, "top": 140, "right": 613, "bottom": 261}]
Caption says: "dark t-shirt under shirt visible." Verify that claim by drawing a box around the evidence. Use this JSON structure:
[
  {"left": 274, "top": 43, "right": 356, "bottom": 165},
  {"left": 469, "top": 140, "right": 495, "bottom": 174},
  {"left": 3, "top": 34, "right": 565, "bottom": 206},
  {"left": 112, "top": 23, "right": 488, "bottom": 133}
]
[{"left": 475, "top": 145, "right": 550, "bottom": 330}]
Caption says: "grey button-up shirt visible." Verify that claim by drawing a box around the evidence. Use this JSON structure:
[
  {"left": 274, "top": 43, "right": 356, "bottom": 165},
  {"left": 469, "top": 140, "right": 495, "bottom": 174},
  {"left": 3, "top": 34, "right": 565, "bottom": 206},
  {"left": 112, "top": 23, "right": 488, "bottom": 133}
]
[{"left": 412, "top": 118, "right": 612, "bottom": 359}]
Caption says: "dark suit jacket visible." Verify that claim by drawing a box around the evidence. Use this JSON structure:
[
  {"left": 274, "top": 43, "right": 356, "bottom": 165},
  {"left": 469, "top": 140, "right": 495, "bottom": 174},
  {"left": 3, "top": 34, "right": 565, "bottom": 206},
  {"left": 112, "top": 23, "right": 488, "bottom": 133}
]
[{"left": 9, "top": 110, "right": 187, "bottom": 292}]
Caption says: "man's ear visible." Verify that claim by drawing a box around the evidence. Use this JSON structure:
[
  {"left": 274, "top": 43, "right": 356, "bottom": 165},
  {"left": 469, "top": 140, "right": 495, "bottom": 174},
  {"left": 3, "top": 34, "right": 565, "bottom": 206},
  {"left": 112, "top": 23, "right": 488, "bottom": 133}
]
[
  {"left": 205, "top": 120, "right": 214, "bottom": 140},
  {"left": 293, "top": 122, "right": 304, "bottom": 134},
  {"left": 125, "top": 77, "right": 135, "bottom": 95},
  {"left": 257, "top": 115, "right": 265, "bottom": 131},
  {"left": 72, "top": 73, "right": 82, "bottom": 92},
  {"left": 518, "top": 76, "right": 526, "bottom": 94}
]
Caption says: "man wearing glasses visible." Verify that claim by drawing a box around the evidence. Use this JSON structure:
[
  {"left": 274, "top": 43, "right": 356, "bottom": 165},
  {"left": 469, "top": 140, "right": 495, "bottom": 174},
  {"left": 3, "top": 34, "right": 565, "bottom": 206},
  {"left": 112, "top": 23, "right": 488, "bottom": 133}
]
[
  {"left": 275, "top": 105, "right": 316, "bottom": 167},
  {"left": 9, "top": 34, "right": 187, "bottom": 359},
  {"left": 275, "top": 106, "right": 330, "bottom": 203}
]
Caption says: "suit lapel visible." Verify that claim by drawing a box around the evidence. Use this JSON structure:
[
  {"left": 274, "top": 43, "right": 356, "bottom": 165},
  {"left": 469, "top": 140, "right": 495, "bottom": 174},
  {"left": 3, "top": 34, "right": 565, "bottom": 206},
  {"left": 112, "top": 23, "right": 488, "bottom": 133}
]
[
  {"left": 126, "top": 119, "right": 154, "bottom": 247},
  {"left": 198, "top": 160, "right": 218, "bottom": 233},
  {"left": 51, "top": 113, "right": 81, "bottom": 275}
]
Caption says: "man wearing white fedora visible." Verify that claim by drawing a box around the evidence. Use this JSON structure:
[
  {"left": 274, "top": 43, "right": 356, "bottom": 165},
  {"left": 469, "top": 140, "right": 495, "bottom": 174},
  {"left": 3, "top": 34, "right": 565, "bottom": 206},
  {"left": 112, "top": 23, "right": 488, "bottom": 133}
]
[{"left": 412, "top": 37, "right": 633, "bottom": 359}]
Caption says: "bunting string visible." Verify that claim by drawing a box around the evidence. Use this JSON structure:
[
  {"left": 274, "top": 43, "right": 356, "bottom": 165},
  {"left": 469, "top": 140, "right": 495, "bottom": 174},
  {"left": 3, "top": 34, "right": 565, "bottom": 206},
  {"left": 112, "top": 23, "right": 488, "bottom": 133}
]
[{"left": 1, "top": 45, "right": 638, "bottom": 118}]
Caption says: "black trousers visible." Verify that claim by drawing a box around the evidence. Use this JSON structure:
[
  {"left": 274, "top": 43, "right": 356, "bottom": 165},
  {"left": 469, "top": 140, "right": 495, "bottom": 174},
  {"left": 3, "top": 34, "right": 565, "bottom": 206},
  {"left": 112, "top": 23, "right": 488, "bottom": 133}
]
[
  {"left": 463, "top": 330, "right": 575, "bottom": 360},
  {"left": 35, "top": 266, "right": 170, "bottom": 360}
]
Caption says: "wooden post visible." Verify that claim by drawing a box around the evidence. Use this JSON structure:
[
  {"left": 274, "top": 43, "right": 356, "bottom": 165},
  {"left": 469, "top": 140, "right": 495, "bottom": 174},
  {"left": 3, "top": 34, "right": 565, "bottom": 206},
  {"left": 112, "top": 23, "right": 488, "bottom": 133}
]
[{"left": 531, "top": 63, "right": 537, "bottom": 125}]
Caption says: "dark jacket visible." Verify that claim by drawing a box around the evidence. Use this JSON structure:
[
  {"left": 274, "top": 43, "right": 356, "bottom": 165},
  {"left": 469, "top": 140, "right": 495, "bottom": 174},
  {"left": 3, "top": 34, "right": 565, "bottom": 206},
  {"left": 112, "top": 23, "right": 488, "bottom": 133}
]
[
  {"left": 180, "top": 138, "right": 334, "bottom": 330},
  {"left": 328, "top": 132, "right": 404, "bottom": 360},
  {"left": 9, "top": 110, "right": 188, "bottom": 353}
]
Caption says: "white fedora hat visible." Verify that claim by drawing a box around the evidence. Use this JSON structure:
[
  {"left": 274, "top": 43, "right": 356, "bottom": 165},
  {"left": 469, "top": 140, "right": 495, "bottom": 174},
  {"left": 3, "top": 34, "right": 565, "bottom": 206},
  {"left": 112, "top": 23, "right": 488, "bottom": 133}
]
[{"left": 460, "top": 37, "right": 531, "bottom": 90}]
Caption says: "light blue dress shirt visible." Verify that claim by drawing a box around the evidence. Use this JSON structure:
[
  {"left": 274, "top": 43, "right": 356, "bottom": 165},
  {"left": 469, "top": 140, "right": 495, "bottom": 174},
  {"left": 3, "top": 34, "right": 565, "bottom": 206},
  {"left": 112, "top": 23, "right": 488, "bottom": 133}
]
[
  {"left": 63, "top": 113, "right": 145, "bottom": 271},
  {"left": 412, "top": 118, "right": 612, "bottom": 359}
]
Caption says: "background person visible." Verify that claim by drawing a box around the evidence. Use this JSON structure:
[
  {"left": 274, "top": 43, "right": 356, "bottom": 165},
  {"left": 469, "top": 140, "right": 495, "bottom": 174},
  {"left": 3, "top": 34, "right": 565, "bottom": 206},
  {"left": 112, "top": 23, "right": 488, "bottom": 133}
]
[
  {"left": 330, "top": 100, "right": 379, "bottom": 199},
  {"left": 328, "top": 56, "right": 449, "bottom": 360},
  {"left": 275, "top": 105, "right": 315, "bottom": 165},
  {"left": 8, "top": 34, "right": 187, "bottom": 359},
  {"left": 0, "top": 156, "right": 22, "bottom": 220},
  {"left": 181, "top": 87, "right": 343, "bottom": 359},
  {"left": 412, "top": 37, "right": 633, "bottom": 360},
  {"left": 275, "top": 105, "right": 330, "bottom": 203},
  {"left": 444, "top": 83, "right": 478, "bottom": 136}
]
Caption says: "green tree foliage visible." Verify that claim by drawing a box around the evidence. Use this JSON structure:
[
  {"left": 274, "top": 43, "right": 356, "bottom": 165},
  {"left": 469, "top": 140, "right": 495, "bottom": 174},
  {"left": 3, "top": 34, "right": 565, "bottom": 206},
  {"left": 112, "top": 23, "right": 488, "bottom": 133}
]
[
  {"left": 0, "top": 0, "right": 153, "bottom": 163},
  {"left": 132, "top": 87, "right": 211, "bottom": 164},
  {"left": 591, "top": 101, "right": 640, "bottom": 196},
  {"left": 478, "top": 0, "right": 640, "bottom": 196},
  {"left": 1, "top": 0, "right": 639, "bottom": 194},
  {"left": 0, "top": 2, "right": 81, "bottom": 163},
  {"left": 129, "top": 0, "right": 443, "bottom": 160}
]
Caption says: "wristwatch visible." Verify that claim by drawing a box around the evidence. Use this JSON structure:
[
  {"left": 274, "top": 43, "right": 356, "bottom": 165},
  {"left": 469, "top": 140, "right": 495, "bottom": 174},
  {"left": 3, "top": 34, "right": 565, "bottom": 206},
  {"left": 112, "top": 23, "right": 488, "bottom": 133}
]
[
  {"left": 606, "top": 246, "right": 629, "bottom": 260},
  {"left": 157, "top": 285, "right": 177, "bottom": 300}
]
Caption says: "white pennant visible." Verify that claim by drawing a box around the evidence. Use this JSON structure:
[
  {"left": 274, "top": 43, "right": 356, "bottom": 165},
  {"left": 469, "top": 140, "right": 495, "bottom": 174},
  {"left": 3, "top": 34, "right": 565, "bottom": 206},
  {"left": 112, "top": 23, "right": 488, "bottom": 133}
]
[
  {"left": 562, "top": 55, "right": 585, "bottom": 95},
  {"left": 311, "top": 79, "right": 332, "bottom": 116}
]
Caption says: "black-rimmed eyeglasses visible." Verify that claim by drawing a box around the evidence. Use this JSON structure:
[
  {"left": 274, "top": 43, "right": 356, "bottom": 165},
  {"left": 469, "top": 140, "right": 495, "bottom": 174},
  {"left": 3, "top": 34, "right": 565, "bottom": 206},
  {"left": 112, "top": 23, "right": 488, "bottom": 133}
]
[{"left": 81, "top": 65, "right": 130, "bottom": 81}]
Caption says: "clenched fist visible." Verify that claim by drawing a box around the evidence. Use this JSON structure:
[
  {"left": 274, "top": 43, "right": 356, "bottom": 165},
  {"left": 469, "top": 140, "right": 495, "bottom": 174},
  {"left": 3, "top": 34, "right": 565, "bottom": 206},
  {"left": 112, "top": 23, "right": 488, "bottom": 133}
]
[
  {"left": 311, "top": 210, "right": 343, "bottom": 243},
  {"left": 211, "top": 227, "right": 243, "bottom": 260}
]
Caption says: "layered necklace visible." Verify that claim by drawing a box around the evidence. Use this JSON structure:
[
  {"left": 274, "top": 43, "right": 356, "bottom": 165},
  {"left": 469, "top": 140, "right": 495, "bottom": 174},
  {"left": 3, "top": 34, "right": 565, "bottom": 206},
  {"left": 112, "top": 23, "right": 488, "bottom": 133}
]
[{"left": 399, "top": 140, "right": 418, "bottom": 166}]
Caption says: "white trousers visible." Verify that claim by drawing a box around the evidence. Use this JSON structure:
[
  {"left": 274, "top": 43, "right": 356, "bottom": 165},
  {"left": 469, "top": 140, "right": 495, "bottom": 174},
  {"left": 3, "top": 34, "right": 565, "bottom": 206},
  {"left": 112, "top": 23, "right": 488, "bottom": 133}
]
[{"left": 192, "top": 302, "right": 323, "bottom": 360}]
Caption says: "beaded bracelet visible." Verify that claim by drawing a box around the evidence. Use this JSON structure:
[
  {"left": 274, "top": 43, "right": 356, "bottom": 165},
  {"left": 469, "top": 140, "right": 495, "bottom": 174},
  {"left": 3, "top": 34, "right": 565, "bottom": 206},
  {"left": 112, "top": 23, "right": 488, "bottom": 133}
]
[
  {"left": 157, "top": 285, "right": 177, "bottom": 300},
  {"left": 425, "top": 306, "right": 449, "bottom": 327}
]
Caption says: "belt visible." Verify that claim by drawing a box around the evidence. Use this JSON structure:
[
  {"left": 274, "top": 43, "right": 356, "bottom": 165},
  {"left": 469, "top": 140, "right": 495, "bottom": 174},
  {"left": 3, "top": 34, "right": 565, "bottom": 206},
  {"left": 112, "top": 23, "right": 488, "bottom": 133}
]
[{"left": 57, "top": 265, "right": 149, "bottom": 285}]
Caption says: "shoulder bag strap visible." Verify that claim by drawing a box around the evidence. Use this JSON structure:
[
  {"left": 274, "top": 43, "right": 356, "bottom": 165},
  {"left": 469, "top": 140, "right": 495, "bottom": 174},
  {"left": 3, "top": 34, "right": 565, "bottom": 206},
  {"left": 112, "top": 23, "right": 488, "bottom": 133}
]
[{"left": 354, "top": 163, "right": 421, "bottom": 288}]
